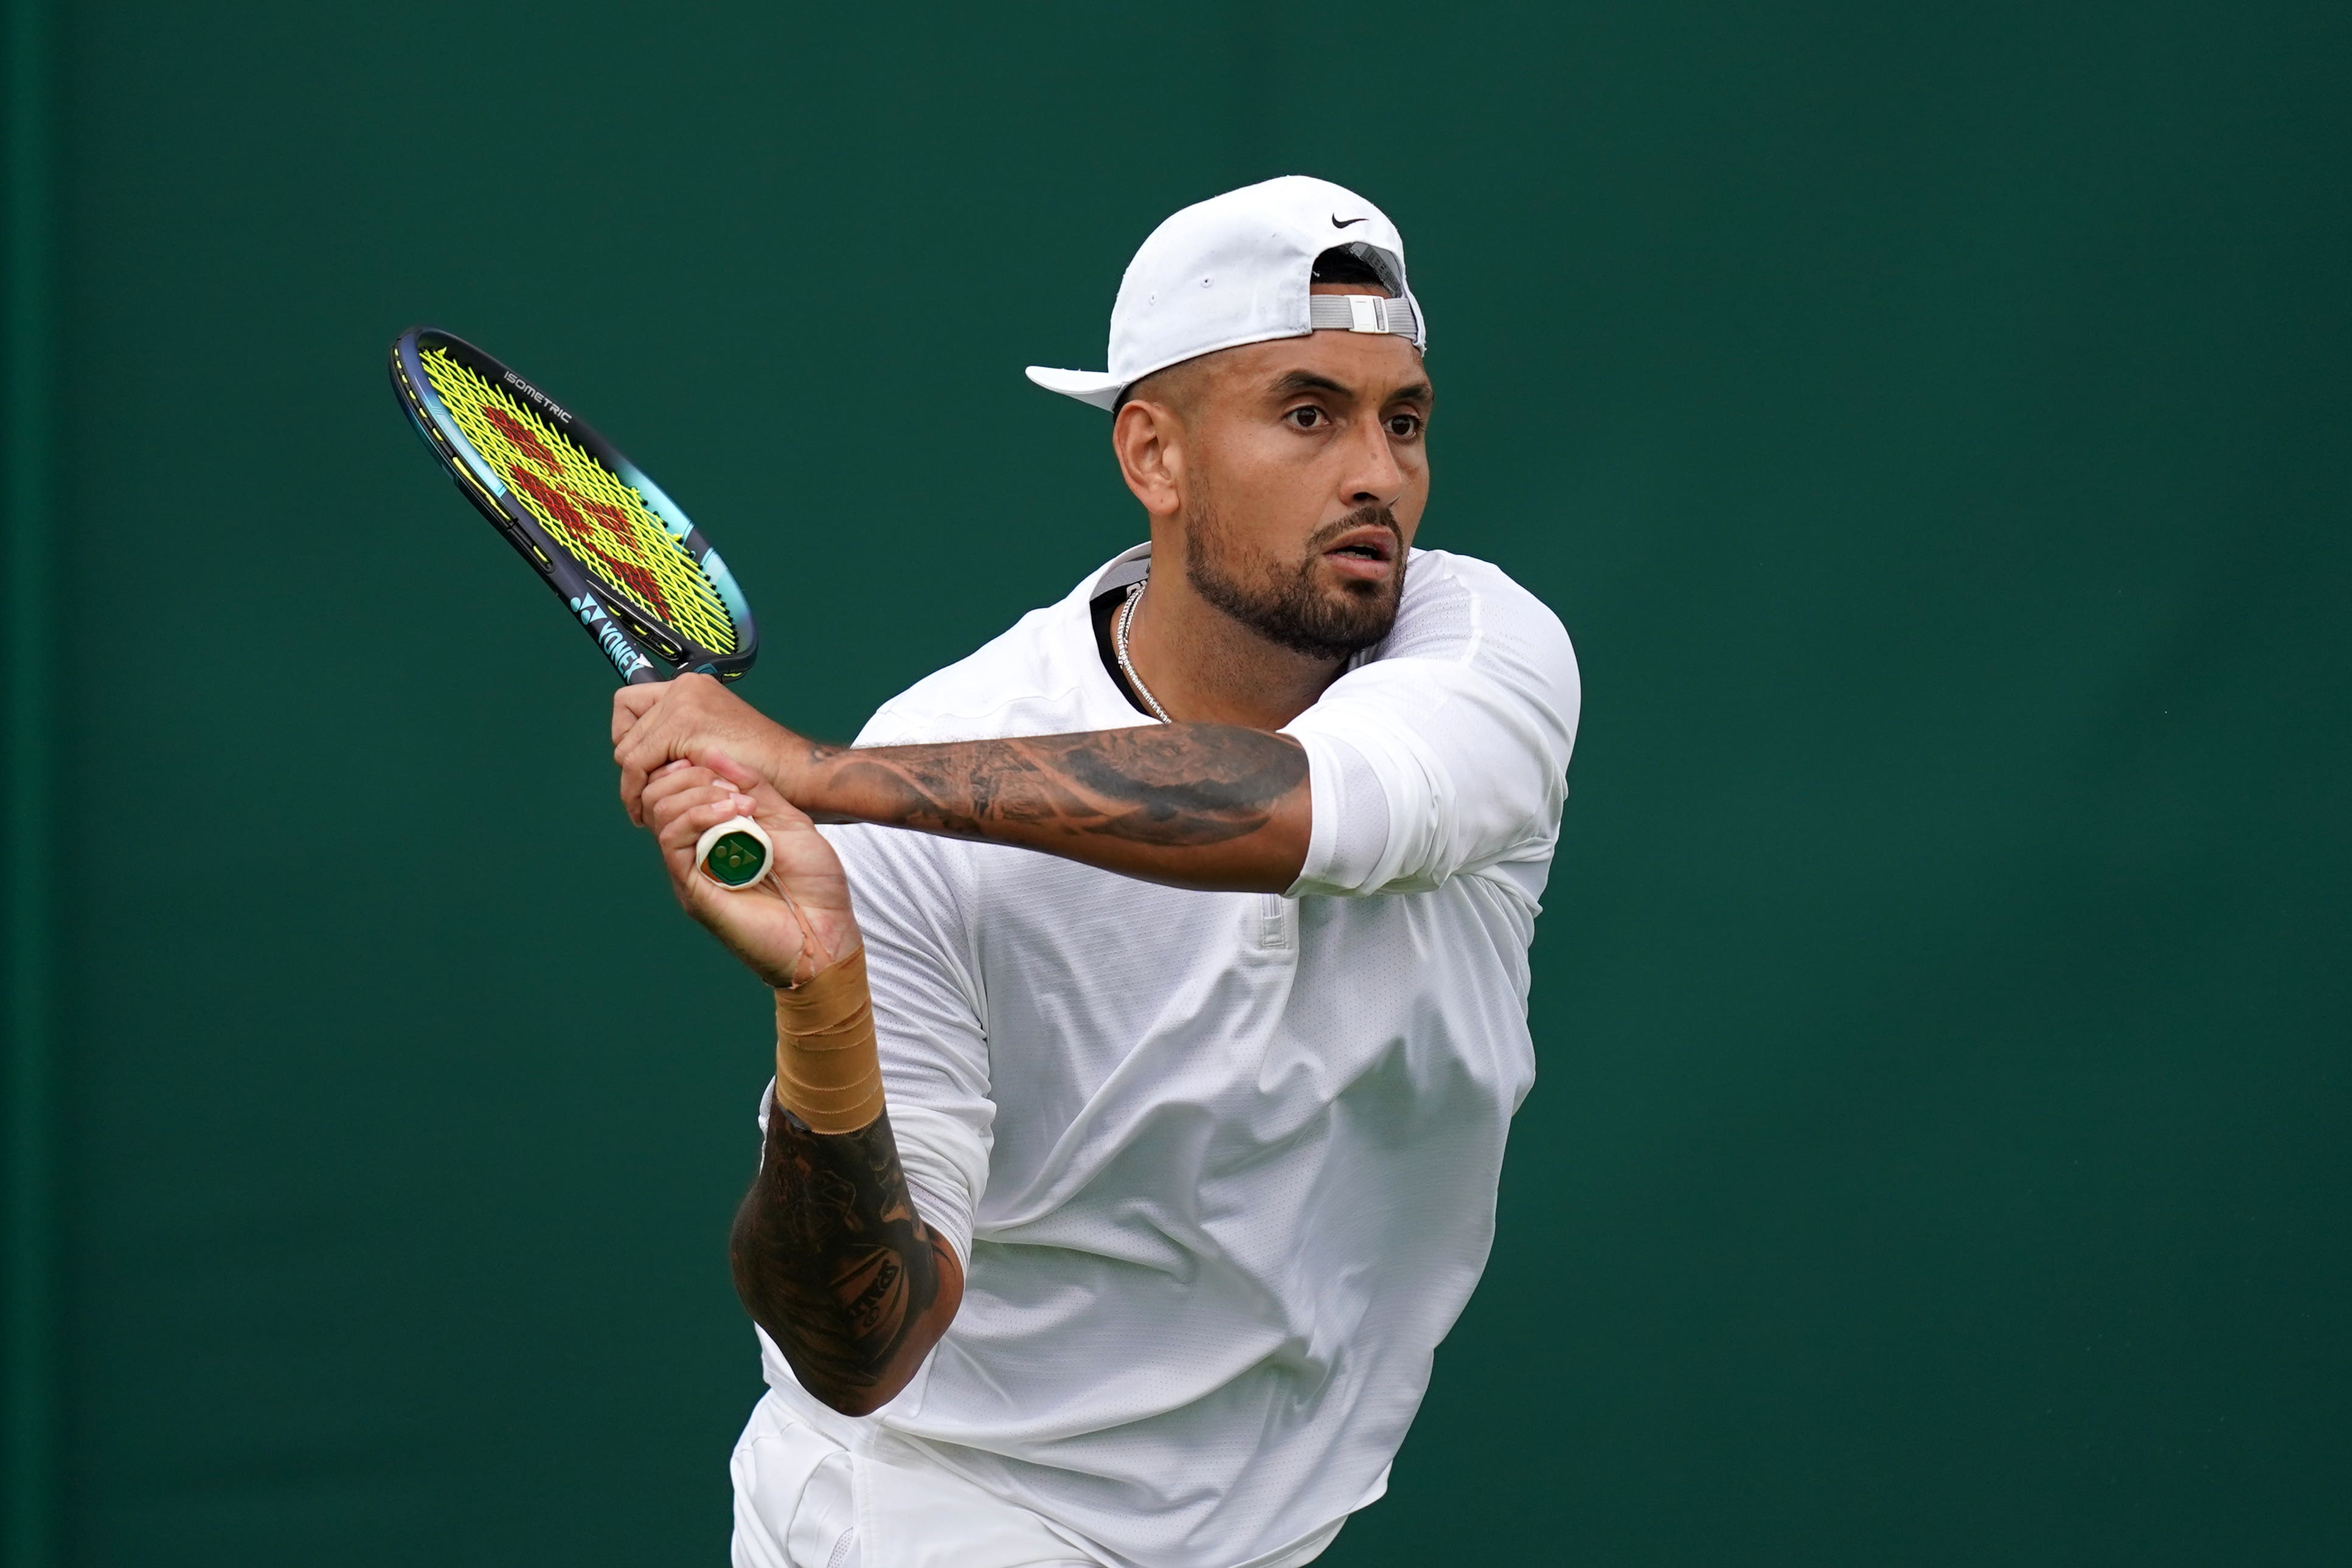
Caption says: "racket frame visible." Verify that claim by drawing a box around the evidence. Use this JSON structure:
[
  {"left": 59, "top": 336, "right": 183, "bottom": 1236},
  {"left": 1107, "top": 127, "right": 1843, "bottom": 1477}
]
[{"left": 387, "top": 327, "right": 758, "bottom": 686}]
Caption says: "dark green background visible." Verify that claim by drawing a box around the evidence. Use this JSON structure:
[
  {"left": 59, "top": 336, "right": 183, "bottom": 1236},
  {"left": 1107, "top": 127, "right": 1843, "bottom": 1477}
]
[{"left": 5, "top": 2, "right": 2347, "bottom": 1563}]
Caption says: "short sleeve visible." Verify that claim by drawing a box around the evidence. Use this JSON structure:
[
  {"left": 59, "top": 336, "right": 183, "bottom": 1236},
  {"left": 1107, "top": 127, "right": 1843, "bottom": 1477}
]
[
  {"left": 758, "top": 822, "right": 993, "bottom": 1264},
  {"left": 1280, "top": 553, "right": 1580, "bottom": 898}
]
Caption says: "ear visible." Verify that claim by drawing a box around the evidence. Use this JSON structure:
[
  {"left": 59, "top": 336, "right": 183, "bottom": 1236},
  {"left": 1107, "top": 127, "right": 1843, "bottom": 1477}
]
[{"left": 1111, "top": 398, "right": 1187, "bottom": 522}]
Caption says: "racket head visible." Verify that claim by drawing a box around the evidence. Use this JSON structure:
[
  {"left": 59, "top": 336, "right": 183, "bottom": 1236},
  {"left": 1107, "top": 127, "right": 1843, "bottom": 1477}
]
[{"left": 388, "top": 327, "right": 758, "bottom": 683}]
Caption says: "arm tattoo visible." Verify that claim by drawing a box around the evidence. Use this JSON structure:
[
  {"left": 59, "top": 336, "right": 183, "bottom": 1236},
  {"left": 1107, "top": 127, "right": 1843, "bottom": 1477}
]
[
  {"left": 730, "top": 1103, "right": 959, "bottom": 1416},
  {"left": 820, "top": 724, "right": 1308, "bottom": 848}
]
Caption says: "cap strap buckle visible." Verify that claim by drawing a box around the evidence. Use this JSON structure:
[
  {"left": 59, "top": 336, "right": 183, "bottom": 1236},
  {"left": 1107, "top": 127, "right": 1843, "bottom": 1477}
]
[{"left": 1308, "top": 294, "right": 1419, "bottom": 340}]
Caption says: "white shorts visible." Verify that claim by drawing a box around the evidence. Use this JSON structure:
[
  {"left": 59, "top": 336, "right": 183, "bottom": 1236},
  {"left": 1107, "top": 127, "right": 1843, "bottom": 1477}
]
[{"left": 730, "top": 1390, "right": 1101, "bottom": 1568}]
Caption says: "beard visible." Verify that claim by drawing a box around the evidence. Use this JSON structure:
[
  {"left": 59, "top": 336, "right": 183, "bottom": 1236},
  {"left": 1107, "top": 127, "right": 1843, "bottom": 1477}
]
[{"left": 1182, "top": 493, "right": 1407, "bottom": 661}]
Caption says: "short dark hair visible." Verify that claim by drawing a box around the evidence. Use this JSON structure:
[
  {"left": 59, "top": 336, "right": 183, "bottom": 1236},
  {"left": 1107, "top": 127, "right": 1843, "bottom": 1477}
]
[
  {"left": 1310, "top": 246, "right": 1391, "bottom": 288},
  {"left": 1116, "top": 355, "right": 1206, "bottom": 417}
]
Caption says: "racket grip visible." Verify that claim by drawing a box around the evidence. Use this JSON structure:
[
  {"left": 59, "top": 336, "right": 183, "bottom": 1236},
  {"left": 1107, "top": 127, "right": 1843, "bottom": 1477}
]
[{"left": 695, "top": 816, "right": 773, "bottom": 890}]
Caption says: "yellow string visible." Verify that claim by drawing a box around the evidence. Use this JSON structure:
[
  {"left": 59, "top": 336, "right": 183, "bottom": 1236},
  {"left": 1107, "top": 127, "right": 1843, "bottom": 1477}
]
[{"left": 420, "top": 348, "right": 736, "bottom": 655}]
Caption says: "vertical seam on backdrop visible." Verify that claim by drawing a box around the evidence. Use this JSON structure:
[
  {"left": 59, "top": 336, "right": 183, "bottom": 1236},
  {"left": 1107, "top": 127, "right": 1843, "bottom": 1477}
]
[{"left": 3, "top": 0, "right": 58, "bottom": 1564}]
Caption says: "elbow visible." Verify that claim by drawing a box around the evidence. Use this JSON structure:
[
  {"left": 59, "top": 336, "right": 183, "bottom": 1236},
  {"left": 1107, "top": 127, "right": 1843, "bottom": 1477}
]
[
  {"left": 787, "top": 1266, "right": 964, "bottom": 1418},
  {"left": 745, "top": 1299, "right": 934, "bottom": 1419},
  {"left": 829, "top": 1240, "right": 963, "bottom": 1415},
  {"left": 737, "top": 1234, "right": 966, "bottom": 1420},
  {"left": 844, "top": 1238, "right": 966, "bottom": 1415}
]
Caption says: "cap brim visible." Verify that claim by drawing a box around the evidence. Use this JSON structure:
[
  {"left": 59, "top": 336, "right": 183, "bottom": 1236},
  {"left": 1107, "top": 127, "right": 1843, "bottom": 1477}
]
[{"left": 1024, "top": 365, "right": 1124, "bottom": 411}]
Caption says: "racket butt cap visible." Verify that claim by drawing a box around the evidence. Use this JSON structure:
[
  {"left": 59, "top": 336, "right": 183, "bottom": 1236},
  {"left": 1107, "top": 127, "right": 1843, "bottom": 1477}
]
[{"left": 695, "top": 817, "right": 773, "bottom": 890}]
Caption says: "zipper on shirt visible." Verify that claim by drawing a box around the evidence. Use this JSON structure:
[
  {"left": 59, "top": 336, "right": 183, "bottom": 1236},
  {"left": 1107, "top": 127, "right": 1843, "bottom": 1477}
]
[{"left": 1252, "top": 892, "right": 1296, "bottom": 954}]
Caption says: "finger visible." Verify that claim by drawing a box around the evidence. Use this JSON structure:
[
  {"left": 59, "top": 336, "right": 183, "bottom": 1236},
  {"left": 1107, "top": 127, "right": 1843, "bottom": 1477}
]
[
  {"left": 698, "top": 750, "right": 761, "bottom": 790},
  {"left": 739, "top": 772, "right": 816, "bottom": 833},
  {"left": 645, "top": 777, "right": 748, "bottom": 836},
  {"left": 619, "top": 761, "right": 650, "bottom": 827},
  {"left": 697, "top": 751, "right": 816, "bottom": 830},
  {"left": 621, "top": 756, "right": 696, "bottom": 830},
  {"left": 612, "top": 685, "right": 682, "bottom": 770},
  {"left": 639, "top": 766, "right": 723, "bottom": 823},
  {"left": 653, "top": 791, "right": 755, "bottom": 852},
  {"left": 614, "top": 715, "right": 668, "bottom": 780},
  {"left": 695, "top": 751, "right": 790, "bottom": 819},
  {"left": 611, "top": 683, "right": 665, "bottom": 746}
]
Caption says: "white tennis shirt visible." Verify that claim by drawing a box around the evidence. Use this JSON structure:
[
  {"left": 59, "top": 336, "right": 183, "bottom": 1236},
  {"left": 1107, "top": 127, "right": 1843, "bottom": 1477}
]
[{"left": 752, "top": 543, "right": 1580, "bottom": 1568}]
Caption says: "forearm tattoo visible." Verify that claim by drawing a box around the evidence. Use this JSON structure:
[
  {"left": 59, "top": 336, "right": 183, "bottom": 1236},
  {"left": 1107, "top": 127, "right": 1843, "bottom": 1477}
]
[
  {"left": 819, "top": 724, "right": 1308, "bottom": 848},
  {"left": 730, "top": 1104, "right": 957, "bottom": 1414}
]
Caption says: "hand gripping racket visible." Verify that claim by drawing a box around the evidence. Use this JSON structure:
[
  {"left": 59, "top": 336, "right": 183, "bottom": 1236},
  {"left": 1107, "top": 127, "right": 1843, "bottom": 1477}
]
[{"left": 387, "top": 327, "right": 772, "bottom": 889}]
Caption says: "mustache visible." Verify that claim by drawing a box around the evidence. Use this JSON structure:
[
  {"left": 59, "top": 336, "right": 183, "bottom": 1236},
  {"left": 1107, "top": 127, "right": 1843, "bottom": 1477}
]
[{"left": 1303, "top": 505, "right": 1403, "bottom": 553}]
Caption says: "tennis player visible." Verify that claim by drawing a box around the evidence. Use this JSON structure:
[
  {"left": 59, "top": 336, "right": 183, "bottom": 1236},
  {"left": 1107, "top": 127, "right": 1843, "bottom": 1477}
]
[{"left": 614, "top": 176, "right": 1580, "bottom": 1568}]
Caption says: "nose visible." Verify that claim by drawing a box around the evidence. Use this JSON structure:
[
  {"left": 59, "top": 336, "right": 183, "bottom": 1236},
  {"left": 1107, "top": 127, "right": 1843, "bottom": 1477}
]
[{"left": 1339, "top": 412, "right": 1408, "bottom": 511}]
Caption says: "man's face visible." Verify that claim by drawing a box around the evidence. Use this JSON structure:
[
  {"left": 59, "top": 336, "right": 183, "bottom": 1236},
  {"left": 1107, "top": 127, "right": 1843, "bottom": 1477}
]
[{"left": 1147, "top": 302, "right": 1431, "bottom": 660}]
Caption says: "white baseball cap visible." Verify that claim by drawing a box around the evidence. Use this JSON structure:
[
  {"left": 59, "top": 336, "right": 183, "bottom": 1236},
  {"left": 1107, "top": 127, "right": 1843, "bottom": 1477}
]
[{"left": 1025, "top": 175, "right": 1428, "bottom": 411}]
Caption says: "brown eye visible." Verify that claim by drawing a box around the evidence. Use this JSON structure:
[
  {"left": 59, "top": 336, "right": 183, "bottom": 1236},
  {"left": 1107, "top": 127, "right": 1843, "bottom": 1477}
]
[
  {"left": 1386, "top": 413, "right": 1423, "bottom": 439},
  {"left": 1286, "top": 406, "right": 1327, "bottom": 429}
]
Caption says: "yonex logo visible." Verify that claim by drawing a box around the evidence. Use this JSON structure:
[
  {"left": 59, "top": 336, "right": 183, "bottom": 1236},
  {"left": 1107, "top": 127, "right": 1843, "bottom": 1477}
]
[{"left": 572, "top": 595, "right": 650, "bottom": 678}]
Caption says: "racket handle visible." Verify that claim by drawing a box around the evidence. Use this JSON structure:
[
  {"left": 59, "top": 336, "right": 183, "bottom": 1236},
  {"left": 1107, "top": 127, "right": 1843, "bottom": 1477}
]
[{"left": 695, "top": 816, "right": 773, "bottom": 890}]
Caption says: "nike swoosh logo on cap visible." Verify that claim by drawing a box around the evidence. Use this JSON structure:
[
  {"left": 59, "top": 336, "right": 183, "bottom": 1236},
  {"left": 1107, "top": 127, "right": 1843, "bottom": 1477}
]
[{"left": 1331, "top": 215, "right": 1370, "bottom": 227}]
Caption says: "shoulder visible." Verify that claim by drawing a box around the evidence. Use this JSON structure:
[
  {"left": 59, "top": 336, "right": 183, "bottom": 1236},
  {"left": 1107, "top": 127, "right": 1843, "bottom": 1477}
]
[
  {"left": 852, "top": 572, "right": 1109, "bottom": 748},
  {"left": 1376, "top": 549, "right": 1578, "bottom": 702}
]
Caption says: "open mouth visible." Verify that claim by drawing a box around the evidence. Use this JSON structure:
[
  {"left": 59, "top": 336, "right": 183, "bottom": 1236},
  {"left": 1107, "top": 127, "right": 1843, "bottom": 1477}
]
[{"left": 1322, "top": 526, "right": 1398, "bottom": 565}]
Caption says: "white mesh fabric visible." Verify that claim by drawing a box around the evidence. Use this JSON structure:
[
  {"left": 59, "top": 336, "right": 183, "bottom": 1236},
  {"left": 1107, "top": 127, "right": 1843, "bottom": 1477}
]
[
  {"left": 732, "top": 546, "right": 1575, "bottom": 1568},
  {"left": 1293, "top": 732, "right": 1394, "bottom": 895},
  {"left": 1285, "top": 550, "right": 1578, "bottom": 898}
]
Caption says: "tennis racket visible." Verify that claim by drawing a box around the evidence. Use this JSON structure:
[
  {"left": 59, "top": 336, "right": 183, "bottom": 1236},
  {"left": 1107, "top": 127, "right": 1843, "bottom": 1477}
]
[{"left": 387, "top": 327, "right": 773, "bottom": 889}]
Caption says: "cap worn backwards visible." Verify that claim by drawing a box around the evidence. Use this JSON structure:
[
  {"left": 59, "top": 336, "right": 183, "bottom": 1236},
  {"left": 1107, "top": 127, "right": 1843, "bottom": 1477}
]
[{"left": 1025, "top": 175, "right": 1428, "bottom": 411}]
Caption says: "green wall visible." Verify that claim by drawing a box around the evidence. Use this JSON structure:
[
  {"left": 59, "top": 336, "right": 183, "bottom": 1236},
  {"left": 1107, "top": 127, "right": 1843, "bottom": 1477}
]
[{"left": 5, "top": 2, "right": 2347, "bottom": 1563}]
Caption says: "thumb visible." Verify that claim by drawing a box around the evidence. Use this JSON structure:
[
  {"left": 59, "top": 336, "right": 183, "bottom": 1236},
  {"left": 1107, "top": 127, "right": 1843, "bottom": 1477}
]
[
  {"left": 684, "top": 752, "right": 808, "bottom": 838},
  {"left": 701, "top": 749, "right": 753, "bottom": 782},
  {"left": 737, "top": 768, "right": 814, "bottom": 834}
]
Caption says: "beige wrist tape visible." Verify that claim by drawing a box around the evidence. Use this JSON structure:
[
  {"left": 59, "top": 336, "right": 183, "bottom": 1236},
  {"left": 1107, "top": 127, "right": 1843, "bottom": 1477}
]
[{"left": 773, "top": 945, "right": 885, "bottom": 1135}]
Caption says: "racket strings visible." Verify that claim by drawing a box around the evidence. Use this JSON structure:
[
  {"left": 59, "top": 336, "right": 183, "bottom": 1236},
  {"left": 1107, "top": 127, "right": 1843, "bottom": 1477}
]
[{"left": 419, "top": 349, "right": 738, "bottom": 656}]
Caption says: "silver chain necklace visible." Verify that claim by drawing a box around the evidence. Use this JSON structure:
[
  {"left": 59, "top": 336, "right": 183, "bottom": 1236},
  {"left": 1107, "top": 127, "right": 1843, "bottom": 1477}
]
[{"left": 1114, "top": 579, "right": 1172, "bottom": 724}]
